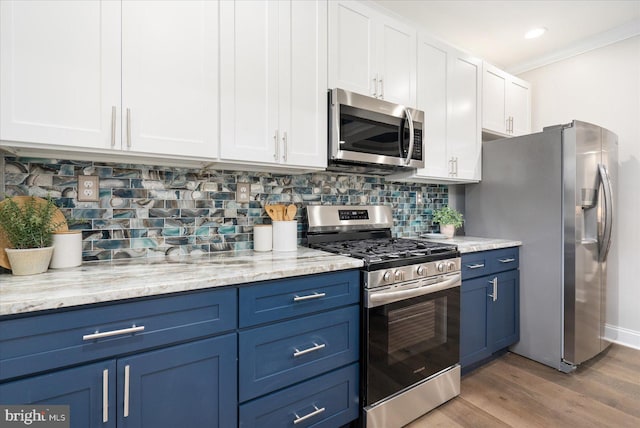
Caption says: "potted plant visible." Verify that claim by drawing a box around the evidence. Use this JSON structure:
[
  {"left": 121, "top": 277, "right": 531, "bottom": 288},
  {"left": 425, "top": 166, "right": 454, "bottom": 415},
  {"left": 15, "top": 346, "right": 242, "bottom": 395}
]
[
  {"left": 432, "top": 206, "right": 464, "bottom": 238},
  {"left": 0, "top": 196, "right": 66, "bottom": 275}
]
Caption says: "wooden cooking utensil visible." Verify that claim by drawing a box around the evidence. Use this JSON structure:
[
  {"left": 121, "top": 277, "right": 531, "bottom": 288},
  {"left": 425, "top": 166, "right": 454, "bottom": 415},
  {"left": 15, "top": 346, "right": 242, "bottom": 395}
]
[
  {"left": 276, "top": 204, "right": 285, "bottom": 221},
  {"left": 266, "top": 205, "right": 278, "bottom": 221},
  {"left": 285, "top": 204, "right": 297, "bottom": 221}
]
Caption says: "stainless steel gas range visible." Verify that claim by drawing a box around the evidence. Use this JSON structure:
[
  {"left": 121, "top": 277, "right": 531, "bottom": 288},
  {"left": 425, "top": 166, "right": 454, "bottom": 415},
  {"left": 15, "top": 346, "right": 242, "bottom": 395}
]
[{"left": 307, "top": 205, "right": 461, "bottom": 428}]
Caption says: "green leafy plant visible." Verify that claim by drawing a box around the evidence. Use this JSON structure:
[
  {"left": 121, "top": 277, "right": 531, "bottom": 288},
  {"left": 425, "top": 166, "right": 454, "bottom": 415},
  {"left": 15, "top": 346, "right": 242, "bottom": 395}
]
[
  {"left": 432, "top": 206, "right": 464, "bottom": 229},
  {"left": 0, "top": 196, "right": 63, "bottom": 249}
]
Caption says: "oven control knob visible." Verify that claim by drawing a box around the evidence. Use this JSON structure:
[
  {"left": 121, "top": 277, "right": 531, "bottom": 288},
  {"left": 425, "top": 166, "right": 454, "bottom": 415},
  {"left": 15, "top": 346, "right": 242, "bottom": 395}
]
[
  {"left": 416, "top": 265, "right": 426, "bottom": 276},
  {"left": 394, "top": 270, "right": 403, "bottom": 281},
  {"left": 437, "top": 262, "right": 445, "bottom": 273},
  {"left": 383, "top": 271, "right": 392, "bottom": 282},
  {"left": 447, "top": 261, "right": 457, "bottom": 271}
]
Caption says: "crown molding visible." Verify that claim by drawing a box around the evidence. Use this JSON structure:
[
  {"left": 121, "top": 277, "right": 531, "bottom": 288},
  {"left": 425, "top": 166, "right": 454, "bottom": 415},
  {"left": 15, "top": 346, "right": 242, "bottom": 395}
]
[{"left": 508, "top": 19, "right": 640, "bottom": 75}]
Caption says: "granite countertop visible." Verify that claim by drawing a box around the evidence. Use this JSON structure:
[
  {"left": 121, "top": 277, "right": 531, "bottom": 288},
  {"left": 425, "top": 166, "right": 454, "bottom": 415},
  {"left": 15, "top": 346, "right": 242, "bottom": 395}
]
[
  {"left": 0, "top": 247, "right": 363, "bottom": 317},
  {"left": 415, "top": 235, "right": 522, "bottom": 253}
]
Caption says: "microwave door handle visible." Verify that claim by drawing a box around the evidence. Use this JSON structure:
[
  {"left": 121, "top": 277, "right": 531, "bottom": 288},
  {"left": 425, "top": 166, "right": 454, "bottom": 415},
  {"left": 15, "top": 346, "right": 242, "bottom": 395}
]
[{"left": 403, "top": 107, "right": 415, "bottom": 165}]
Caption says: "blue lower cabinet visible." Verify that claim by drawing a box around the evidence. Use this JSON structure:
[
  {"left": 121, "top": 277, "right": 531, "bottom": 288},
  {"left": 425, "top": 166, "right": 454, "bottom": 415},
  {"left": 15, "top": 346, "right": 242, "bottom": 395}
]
[
  {"left": 0, "top": 360, "right": 117, "bottom": 428},
  {"left": 118, "top": 334, "right": 237, "bottom": 428},
  {"left": 460, "top": 248, "right": 520, "bottom": 372},
  {"left": 239, "top": 364, "right": 359, "bottom": 428}
]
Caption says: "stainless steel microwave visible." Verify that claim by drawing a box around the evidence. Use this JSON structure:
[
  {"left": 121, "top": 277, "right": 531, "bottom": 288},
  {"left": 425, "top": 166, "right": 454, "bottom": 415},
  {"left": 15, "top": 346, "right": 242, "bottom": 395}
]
[{"left": 328, "top": 88, "right": 424, "bottom": 174}]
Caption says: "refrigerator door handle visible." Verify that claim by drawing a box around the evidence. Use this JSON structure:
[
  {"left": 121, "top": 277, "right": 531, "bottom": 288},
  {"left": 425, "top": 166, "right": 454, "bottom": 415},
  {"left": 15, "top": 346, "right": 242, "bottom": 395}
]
[{"left": 598, "top": 164, "right": 614, "bottom": 262}]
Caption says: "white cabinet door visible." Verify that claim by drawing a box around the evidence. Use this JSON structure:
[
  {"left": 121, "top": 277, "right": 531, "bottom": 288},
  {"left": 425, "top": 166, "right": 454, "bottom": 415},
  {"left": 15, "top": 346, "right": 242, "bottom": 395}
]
[
  {"left": 401, "top": 35, "right": 480, "bottom": 183},
  {"left": 0, "top": 0, "right": 120, "bottom": 149},
  {"left": 329, "top": 0, "right": 416, "bottom": 107},
  {"left": 376, "top": 17, "right": 416, "bottom": 107},
  {"left": 482, "top": 62, "right": 531, "bottom": 137},
  {"left": 328, "top": 0, "right": 376, "bottom": 98},
  {"left": 122, "top": 0, "right": 218, "bottom": 158},
  {"left": 220, "top": 0, "right": 280, "bottom": 163},
  {"left": 280, "top": 0, "right": 327, "bottom": 168},
  {"left": 507, "top": 79, "right": 531, "bottom": 136},
  {"left": 448, "top": 54, "right": 481, "bottom": 181},
  {"left": 416, "top": 36, "right": 449, "bottom": 179},
  {"left": 220, "top": 0, "right": 326, "bottom": 169}
]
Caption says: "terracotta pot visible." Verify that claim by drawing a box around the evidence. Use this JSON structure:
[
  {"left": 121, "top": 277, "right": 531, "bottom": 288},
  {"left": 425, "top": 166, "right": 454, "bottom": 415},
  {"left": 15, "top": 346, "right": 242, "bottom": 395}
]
[
  {"left": 5, "top": 246, "right": 54, "bottom": 276},
  {"left": 440, "top": 224, "right": 455, "bottom": 238}
]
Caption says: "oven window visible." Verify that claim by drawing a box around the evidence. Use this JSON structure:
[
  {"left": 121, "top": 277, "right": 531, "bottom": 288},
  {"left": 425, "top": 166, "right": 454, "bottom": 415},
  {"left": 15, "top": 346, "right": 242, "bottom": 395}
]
[
  {"left": 387, "top": 298, "right": 446, "bottom": 365},
  {"left": 365, "top": 286, "right": 460, "bottom": 406}
]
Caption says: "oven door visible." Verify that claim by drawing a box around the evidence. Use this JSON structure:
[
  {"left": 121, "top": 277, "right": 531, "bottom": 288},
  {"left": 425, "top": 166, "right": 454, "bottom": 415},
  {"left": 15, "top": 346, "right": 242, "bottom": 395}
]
[{"left": 363, "top": 272, "right": 460, "bottom": 406}]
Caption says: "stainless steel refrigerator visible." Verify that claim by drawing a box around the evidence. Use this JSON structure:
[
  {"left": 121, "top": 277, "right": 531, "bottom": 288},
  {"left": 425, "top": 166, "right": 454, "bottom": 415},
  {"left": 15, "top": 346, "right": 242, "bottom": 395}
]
[{"left": 465, "top": 120, "right": 617, "bottom": 372}]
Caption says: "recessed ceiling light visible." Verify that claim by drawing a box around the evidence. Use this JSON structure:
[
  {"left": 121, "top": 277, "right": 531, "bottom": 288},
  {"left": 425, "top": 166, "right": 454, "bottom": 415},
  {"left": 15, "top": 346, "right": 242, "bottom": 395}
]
[{"left": 525, "top": 27, "right": 547, "bottom": 39}]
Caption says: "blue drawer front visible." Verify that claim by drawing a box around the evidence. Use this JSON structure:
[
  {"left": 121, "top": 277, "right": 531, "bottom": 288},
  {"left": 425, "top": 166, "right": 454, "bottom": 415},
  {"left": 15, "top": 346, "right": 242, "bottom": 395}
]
[
  {"left": 0, "top": 287, "right": 237, "bottom": 381},
  {"left": 239, "top": 305, "right": 359, "bottom": 401},
  {"left": 239, "top": 363, "right": 359, "bottom": 428},
  {"left": 461, "top": 252, "right": 491, "bottom": 280},
  {"left": 462, "top": 247, "right": 520, "bottom": 280},
  {"left": 239, "top": 270, "right": 359, "bottom": 328},
  {"left": 488, "top": 247, "right": 519, "bottom": 273}
]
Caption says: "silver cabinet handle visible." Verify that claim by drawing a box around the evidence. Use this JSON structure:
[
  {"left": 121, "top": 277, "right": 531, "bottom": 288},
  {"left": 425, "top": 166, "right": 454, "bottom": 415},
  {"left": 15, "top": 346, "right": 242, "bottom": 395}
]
[
  {"left": 293, "top": 342, "right": 325, "bottom": 357},
  {"left": 282, "top": 131, "right": 288, "bottom": 162},
  {"left": 403, "top": 107, "right": 415, "bottom": 165},
  {"left": 466, "top": 263, "right": 485, "bottom": 269},
  {"left": 293, "top": 292, "right": 326, "bottom": 302},
  {"left": 454, "top": 157, "right": 458, "bottom": 176},
  {"left": 506, "top": 117, "right": 510, "bottom": 133},
  {"left": 126, "top": 108, "right": 132, "bottom": 148},
  {"left": 510, "top": 116, "right": 514, "bottom": 133},
  {"left": 83, "top": 325, "right": 145, "bottom": 341},
  {"left": 488, "top": 277, "right": 498, "bottom": 302},
  {"left": 372, "top": 73, "right": 378, "bottom": 98},
  {"left": 379, "top": 77, "right": 384, "bottom": 99},
  {"left": 111, "top": 106, "right": 116, "bottom": 147},
  {"left": 293, "top": 405, "right": 326, "bottom": 425},
  {"left": 498, "top": 258, "right": 516, "bottom": 263},
  {"left": 123, "top": 364, "right": 130, "bottom": 418},
  {"left": 102, "top": 369, "right": 109, "bottom": 423},
  {"left": 273, "top": 130, "right": 279, "bottom": 160}
]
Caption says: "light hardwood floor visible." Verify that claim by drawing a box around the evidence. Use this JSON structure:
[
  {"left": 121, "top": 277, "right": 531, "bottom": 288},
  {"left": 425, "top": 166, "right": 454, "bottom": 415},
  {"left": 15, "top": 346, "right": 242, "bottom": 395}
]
[{"left": 406, "top": 344, "right": 640, "bottom": 428}]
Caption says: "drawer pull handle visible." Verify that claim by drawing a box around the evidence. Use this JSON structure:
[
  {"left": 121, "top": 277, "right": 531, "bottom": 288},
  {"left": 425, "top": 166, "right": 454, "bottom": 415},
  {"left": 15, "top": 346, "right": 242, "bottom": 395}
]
[
  {"left": 102, "top": 369, "right": 109, "bottom": 423},
  {"left": 293, "top": 405, "right": 326, "bottom": 425},
  {"left": 124, "top": 365, "right": 130, "bottom": 418},
  {"left": 498, "top": 258, "right": 516, "bottom": 263},
  {"left": 466, "top": 263, "right": 485, "bottom": 269},
  {"left": 83, "top": 325, "right": 145, "bottom": 341},
  {"left": 293, "top": 292, "right": 326, "bottom": 302},
  {"left": 293, "top": 342, "right": 325, "bottom": 358}
]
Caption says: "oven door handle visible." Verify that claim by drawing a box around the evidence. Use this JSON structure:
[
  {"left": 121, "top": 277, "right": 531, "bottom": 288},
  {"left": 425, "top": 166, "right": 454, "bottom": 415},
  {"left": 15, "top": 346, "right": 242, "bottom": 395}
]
[
  {"left": 403, "top": 107, "right": 415, "bottom": 165},
  {"left": 367, "top": 273, "right": 461, "bottom": 307}
]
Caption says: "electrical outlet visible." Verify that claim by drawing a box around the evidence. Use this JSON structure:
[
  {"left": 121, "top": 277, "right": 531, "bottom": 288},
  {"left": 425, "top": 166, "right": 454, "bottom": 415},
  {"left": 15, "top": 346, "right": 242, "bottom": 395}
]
[
  {"left": 77, "top": 175, "right": 100, "bottom": 202},
  {"left": 236, "top": 182, "right": 251, "bottom": 203}
]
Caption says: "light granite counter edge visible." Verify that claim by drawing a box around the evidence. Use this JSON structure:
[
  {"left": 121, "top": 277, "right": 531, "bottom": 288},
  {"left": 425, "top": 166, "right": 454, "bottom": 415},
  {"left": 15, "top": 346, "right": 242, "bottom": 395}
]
[{"left": 0, "top": 248, "right": 363, "bottom": 317}]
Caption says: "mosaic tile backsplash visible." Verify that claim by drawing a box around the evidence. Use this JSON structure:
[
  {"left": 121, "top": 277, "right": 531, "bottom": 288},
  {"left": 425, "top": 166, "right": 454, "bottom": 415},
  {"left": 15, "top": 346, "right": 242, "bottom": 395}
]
[{"left": 1, "top": 156, "right": 448, "bottom": 262}]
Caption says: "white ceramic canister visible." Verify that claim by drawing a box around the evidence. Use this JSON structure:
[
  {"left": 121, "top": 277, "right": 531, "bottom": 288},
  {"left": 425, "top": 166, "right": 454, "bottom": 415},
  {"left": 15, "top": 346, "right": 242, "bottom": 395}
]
[
  {"left": 253, "top": 224, "right": 273, "bottom": 252},
  {"left": 272, "top": 221, "right": 297, "bottom": 252},
  {"left": 50, "top": 230, "right": 83, "bottom": 268}
]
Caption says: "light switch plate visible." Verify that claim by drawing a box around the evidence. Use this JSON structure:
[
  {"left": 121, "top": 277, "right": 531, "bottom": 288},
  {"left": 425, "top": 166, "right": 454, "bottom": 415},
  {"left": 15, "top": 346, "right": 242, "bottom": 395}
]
[
  {"left": 236, "top": 182, "right": 251, "bottom": 203},
  {"left": 77, "top": 175, "right": 100, "bottom": 202}
]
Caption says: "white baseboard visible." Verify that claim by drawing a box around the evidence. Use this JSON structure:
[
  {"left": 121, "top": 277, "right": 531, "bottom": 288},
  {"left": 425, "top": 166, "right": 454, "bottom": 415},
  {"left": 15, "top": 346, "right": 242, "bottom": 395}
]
[{"left": 605, "top": 324, "right": 640, "bottom": 350}]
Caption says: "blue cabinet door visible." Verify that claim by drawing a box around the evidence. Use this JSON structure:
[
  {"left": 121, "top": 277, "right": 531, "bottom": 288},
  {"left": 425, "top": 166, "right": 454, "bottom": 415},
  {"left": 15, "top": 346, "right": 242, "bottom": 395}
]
[
  {"left": 117, "top": 334, "right": 237, "bottom": 428},
  {"left": 0, "top": 360, "right": 116, "bottom": 428},
  {"left": 490, "top": 270, "right": 520, "bottom": 352},
  {"left": 460, "top": 276, "right": 491, "bottom": 368}
]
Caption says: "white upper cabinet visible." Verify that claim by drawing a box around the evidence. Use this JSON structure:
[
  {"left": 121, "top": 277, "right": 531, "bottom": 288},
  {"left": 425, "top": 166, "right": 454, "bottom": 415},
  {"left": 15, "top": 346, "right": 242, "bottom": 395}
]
[
  {"left": 482, "top": 62, "right": 531, "bottom": 137},
  {"left": 0, "top": 1, "right": 120, "bottom": 150},
  {"left": 122, "top": 1, "right": 218, "bottom": 158},
  {"left": 220, "top": 0, "right": 327, "bottom": 169},
  {"left": 0, "top": 0, "right": 218, "bottom": 161},
  {"left": 329, "top": 0, "right": 416, "bottom": 107},
  {"left": 392, "top": 34, "right": 481, "bottom": 183}
]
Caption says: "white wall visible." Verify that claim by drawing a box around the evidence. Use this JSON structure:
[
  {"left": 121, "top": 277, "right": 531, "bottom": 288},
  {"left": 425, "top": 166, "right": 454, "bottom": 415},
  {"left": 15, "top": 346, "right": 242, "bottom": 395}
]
[{"left": 519, "top": 35, "right": 640, "bottom": 349}]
